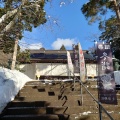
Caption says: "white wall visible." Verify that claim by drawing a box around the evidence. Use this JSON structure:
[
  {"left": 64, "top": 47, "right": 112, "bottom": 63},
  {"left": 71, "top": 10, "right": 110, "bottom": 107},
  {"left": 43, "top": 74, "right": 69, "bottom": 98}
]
[
  {"left": 86, "top": 64, "right": 97, "bottom": 77},
  {"left": 35, "top": 63, "right": 69, "bottom": 76},
  {"left": 19, "top": 63, "right": 36, "bottom": 79},
  {"left": 19, "top": 63, "right": 97, "bottom": 79},
  {"left": 36, "top": 63, "right": 52, "bottom": 76}
]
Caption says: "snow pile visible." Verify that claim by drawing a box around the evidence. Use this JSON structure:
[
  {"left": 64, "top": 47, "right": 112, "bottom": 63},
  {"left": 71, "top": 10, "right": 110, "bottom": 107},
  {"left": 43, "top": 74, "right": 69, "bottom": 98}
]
[
  {"left": 82, "top": 111, "right": 92, "bottom": 115},
  {"left": 0, "top": 67, "right": 32, "bottom": 113},
  {"left": 114, "top": 71, "right": 120, "bottom": 85}
]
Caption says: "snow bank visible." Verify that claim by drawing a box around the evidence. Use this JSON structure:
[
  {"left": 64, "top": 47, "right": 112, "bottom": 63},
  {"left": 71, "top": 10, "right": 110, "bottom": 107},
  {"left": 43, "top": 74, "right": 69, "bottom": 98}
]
[
  {"left": 114, "top": 71, "right": 120, "bottom": 85},
  {"left": 0, "top": 67, "right": 31, "bottom": 113}
]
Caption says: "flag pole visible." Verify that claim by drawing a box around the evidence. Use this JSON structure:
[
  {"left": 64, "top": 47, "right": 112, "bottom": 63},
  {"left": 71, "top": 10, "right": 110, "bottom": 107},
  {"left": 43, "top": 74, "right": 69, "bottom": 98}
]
[
  {"left": 94, "top": 40, "right": 102, "bottom": 120},
  {"left": 72, "top": 44, "right": 76, "bottom": 91},
  {"left": 78, "top": 43, "right": 83, "bottom": 105}
]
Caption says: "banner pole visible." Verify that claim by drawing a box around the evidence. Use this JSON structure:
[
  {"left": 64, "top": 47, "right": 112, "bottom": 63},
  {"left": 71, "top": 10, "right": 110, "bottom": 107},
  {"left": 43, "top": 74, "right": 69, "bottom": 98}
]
[
  {"left": 72, "top": 45, "right": 76, "bottom": 91},
  {"left": 94, "top": 41, "right": 102, "bottom": 120},
  {"left": 78, "top": 43, "right": 83, "bottom": 105},
  {"left": 67, "top": 50, "right": 74, "bottom": 82},
  {"left": 79, "top": 69, "right": 83, "bottom": 105}
]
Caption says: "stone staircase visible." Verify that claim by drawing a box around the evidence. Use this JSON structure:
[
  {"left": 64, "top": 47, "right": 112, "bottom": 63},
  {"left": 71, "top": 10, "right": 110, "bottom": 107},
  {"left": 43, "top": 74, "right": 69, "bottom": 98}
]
[{"left": 0, "top": 80, "right": 120, "bottom": 120}]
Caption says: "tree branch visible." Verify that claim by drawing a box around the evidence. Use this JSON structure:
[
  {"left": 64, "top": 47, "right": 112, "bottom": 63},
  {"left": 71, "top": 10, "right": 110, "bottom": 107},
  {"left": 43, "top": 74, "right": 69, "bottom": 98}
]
[
  {"left": 0, "top": 0, "right": 43, "bottom": 37},
  {"left": 0, "top": 9, "right": 18, "bottom": 25}
]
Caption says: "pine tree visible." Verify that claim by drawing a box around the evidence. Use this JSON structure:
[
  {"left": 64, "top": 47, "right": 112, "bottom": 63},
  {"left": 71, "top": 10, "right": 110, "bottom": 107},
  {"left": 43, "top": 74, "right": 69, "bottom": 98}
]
[
  {"left": 60, "top": 44, "right": 66, "bottom": 51},
  {"left": 81, "top": 0, "right": 120, "bottom": 59},
  {"left": 0, "top": 0, "right": 47, "bottom": 53}
]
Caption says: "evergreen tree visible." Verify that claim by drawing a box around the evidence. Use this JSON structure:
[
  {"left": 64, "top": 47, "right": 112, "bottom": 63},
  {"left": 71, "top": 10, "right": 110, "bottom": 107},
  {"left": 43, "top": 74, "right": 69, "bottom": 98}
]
[
  {"left": 81, "top": 0, "right": 120, "bottom": 59},
  {"left": 60, "top": 44, "right": 66, "bottom": 50},
  {"left": 0, "top": 0, "right": 47, "bottom": 53},
  {"left": 17, "top": 50, "right": 30, "bottom": 63}
]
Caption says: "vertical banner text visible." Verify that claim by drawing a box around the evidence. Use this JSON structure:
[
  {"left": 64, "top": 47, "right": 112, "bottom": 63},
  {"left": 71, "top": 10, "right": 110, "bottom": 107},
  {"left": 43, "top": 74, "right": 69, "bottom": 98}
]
[{"left": 97, "top": 43, "right": 117, "bottom": 104}]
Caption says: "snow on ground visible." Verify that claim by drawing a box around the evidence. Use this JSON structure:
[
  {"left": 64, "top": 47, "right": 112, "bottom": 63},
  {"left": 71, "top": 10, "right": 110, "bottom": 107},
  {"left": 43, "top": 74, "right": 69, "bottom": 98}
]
[
  {"left": 0, "top": 67, "right": 32, "bottom": 113},
  {"left": 114, "top": 71, "right": 120, "bottom": 85}
]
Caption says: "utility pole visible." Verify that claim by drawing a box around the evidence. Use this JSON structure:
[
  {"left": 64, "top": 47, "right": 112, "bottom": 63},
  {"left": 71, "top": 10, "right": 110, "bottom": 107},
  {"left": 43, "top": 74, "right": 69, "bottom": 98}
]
[{"left": 11, "top": 37, "right": 19, "bottom": 70}]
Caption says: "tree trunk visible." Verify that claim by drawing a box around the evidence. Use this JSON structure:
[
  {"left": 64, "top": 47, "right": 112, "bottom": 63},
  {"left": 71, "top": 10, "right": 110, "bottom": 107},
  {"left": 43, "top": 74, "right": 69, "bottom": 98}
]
[
  {"left": 11, "top": 38, "right": 18, "bottom": 70},
  {"left": 114, "top": 0, "right": 120, "bottom": 22}
]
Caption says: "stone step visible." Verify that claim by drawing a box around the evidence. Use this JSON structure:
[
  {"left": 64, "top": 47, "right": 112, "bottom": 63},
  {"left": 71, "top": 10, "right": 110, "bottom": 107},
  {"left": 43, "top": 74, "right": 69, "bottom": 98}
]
[
  {"left": 85, "top": 81, "right": 97, "bottom": 85},
  {"left": 17, "top": 93, "right": 86, "bottom": 99},
  {"left": 14, "top": 95, "right": 98, "bottom": 104},
  {"left": 83, "top": 99, "right": 115, "bottom": 105},
  {"left": 14, "top": 96, "right": 60, "bottom": 101},
  {"left": 4, "top": 107, "right": 66, "bottom": 115},
  {"left": 70, "top": 112, "right": 120, "bottom": 120},
  {"left": 4, "top": 106, "right": 99, "bottom": 115},
  {"left": 24, "top": 81, "right": 81, "bottom": 88},
  {"left": 0, "top": 114, "right": 69, "bottom": 120},
  {"left": 22, "top": 85, "right": 102, "bottom": 92},
  {"left": 1, "top": 80, "right": 120, "bottom": 120},
  {"left": 82, "top": 100, "right": 98, "bottom": 105},
  {"left": 0, "top": 113, "right": 103, "bottom": 120},
  {"left": 69, "top": 113, "right": 99, "bottom": 120},
  {"left": 14, "top": 96, "right": 96, "bottom": 103},
  {"left": 17, "top": 92, "right": 51, "bottom": 97},
  {"left": 1, "top": 111, "right": 119, "bottom": 120},
  {"left": 102, "top": 113, "right": 120, "bottom": 120},
  {"left": 18, "top": 90, "right": 82, "bottom": 96},
  {"left": 10, "top": 100, "right": 100, "bottom": 107},
  {"left": 25, "top": 80, "right": 98, "bottom": 86},
  {"left": 102, "top": 104, "right": 120, "bottom": 111},
  {"left": 19, "top": 88, "right": 98, "bottom": 94},
  {"left": 20, "top": 87, "right": 81, "bottom": 93},
  {"left": 13, "top": 96, "right": 98, "bottom": 105},
  {"left": 24, "top": 82, "right": 73, "bottom": 87},
  {"left": 10, "top": 101, "right": 50, "bottom": 107},
  {"left": 83, "top": 89, "right": 98, "bottom": 93},
  {"left": 20, "top": 84, "right": 102, "bottom": 95},
  {"left": 9, "top": 100, "right": 81, "bottom": 107}
]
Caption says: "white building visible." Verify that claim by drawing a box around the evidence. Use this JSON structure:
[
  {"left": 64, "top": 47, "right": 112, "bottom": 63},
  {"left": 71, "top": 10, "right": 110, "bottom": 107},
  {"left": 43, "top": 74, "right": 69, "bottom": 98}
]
[{"left": 19, "top": 48, "right": 97, "bottom": 80}]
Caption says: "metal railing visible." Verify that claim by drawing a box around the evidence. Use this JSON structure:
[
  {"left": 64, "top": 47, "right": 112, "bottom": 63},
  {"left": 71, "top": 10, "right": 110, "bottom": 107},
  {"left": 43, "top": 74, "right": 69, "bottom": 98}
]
[
  {"left": 35, "top": 68, "right": 114, "bottom": 120},
  {"left": 73, "top": 75, "right": 114, "bottom": 120}
]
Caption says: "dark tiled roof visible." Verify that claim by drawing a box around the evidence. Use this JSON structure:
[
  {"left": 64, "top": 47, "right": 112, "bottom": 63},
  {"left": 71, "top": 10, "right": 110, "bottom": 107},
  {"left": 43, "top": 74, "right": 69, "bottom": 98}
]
[
  {"left": 30, "top": 53, "right": 67, "bottom": 59},
  {"left": 29, "top": 50, "right": 95, "bottom": 60}
]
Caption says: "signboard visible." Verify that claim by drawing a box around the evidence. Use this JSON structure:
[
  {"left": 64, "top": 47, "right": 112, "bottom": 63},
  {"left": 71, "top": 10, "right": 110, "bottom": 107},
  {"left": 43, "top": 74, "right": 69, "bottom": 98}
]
[
  {"left": 78, "top": 43, "right": 86, "bottom": 83},
  {"left": 97, "top": 43, "right": 117, "bottom": 104},
  {"left": 73, "top": 44, "right": 79, "bottom": 73}
]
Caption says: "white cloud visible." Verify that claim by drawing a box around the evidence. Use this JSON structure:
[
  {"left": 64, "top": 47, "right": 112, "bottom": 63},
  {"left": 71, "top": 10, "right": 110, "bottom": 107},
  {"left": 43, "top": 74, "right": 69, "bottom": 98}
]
[
  {"left": 19, "top": 41, "right": 43, "bottom": 51},
  {"left": 52, "top": 38, "right": 77, "bottom": 50},
  {"left": 28, "top": 43, "right": 43, "bottom": 49}
]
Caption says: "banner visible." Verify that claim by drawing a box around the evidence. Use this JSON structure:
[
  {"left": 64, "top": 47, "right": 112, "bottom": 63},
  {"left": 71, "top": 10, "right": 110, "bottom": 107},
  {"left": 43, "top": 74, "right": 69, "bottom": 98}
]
[
  {"left": 78, "top": 43, "right": 86, "bottom": 83},
  {"left": 73, "top": 44, "right": 79, "bottom": 73},
  {"left": 67, "top": 51, "right": 73, "bottom": 74},
  {"left": 97, "top": 43, "right": 117, "bottom": 104}
]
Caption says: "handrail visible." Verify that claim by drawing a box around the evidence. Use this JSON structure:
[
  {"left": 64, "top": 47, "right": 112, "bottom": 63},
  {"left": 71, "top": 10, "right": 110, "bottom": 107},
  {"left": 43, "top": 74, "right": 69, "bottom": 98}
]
[
  {"left": 73, "top": 75, "right": 114, "bottom": 120},
  {"left": 35, "top": 69, "right": 114, "bottom": 120}
]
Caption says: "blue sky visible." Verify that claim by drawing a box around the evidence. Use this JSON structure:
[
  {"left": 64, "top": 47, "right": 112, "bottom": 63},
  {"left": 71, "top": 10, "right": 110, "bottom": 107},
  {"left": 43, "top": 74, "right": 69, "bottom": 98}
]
[{"left": 20, "top": 0, "right": 102, "bottom": 51}]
